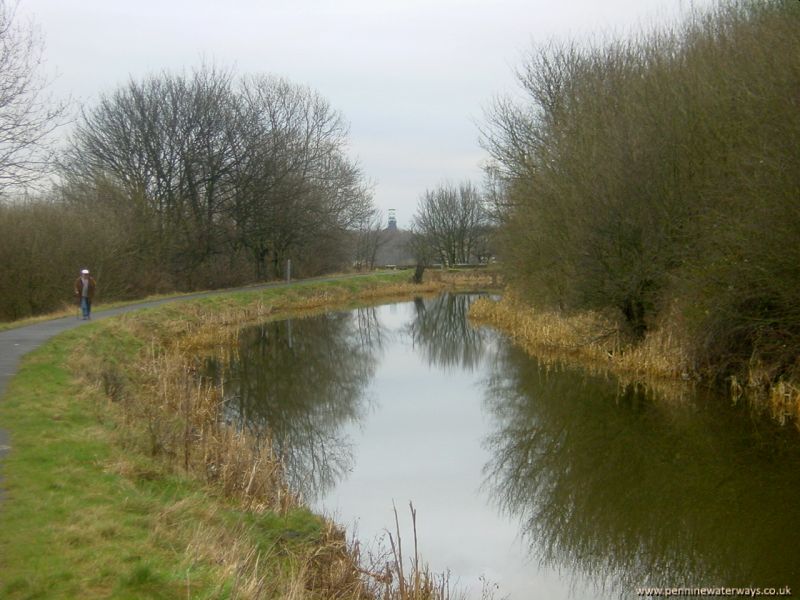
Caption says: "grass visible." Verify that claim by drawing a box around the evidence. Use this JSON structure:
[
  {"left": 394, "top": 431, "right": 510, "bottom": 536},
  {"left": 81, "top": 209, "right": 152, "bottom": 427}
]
[
  {"left": 0, "top": 333, "right": 212, "bottom": 599},
  {"left": 0, "top": 330, "right": 333, "bottom": 599},
  {"left": 0, "top": 271, "right": 474, "bottom": 599}
]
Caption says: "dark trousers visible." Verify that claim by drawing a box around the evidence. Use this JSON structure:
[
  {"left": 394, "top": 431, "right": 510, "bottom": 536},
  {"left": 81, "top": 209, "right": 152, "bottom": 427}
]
[{"left": 80, "top": 296, "right": 92, "bottom": 318}]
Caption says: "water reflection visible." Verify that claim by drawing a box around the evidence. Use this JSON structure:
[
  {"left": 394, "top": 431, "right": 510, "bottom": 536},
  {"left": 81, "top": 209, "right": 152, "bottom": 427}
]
[
  {"left": 204, "top": 296, "right": 800, "bottom": 597},
  {"left": 483, "top": 343, "right": 800, "bottom": 593},
  {"left": 205, "top": 308, "right": 384, "bottom": 501},
  {"left": 406, "top": 293, "right": 491, "bottom": 371},
  {"left": 206, "top": 294, "right": 492, "bottom": 501}
]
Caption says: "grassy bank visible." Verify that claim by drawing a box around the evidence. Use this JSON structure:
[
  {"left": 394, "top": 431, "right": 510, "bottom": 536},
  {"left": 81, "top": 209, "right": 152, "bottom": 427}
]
[
  {"left": 0, "top": 271, "right": 390, "bottom": 333},
  {"left": 0, "top": 272, "right": 464, "bottom": 599}
]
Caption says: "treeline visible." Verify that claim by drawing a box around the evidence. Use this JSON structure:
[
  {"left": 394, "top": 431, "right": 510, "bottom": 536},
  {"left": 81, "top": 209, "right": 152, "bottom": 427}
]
[
  {"left": 483, "top": 0, "right": 800, "bottom": 385},
  {"left": 0, "top": 66, "right": 374, "bottom": 320}
]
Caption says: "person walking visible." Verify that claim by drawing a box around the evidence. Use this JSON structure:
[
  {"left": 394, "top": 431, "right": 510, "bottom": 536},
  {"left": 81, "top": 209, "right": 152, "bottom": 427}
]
[{"left": 74, "top": 268, "right": 97, "bottom": 320}]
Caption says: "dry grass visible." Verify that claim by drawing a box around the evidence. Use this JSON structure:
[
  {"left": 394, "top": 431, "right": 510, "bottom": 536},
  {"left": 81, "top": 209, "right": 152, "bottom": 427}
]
[
  {"left": 175, "top": 504, "right": 371, "bottom": 600},
  {"left": 383, "top": 503, "right": 459, "bottom": 600},
  {"left": 132, "top": 350, "right": 294, "bottom": 511},
  {"left": 425, "top": 269, "right": 503, "bottom": 288},
  {"left": 469, "top": 293, "right": 697, "bottom": 403},
  {"left": 765, "top": 381, "right": 800, "bottom": 429}
]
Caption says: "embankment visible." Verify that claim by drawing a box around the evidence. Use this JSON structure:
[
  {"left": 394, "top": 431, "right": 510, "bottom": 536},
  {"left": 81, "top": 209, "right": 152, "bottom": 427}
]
[{"left": 0, "top": 272, "right": 469, "bottom": 599}]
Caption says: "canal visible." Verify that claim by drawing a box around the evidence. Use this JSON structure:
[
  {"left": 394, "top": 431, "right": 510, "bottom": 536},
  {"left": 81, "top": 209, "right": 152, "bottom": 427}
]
[{"left": 204, "top": 293, "right": 800, "bottom": 598}]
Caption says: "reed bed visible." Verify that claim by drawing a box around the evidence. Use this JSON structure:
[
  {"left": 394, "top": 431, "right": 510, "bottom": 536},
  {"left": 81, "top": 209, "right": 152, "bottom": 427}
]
[
  {"left": 470, "top": 293, "right": 800, "bottom": 426},
  {"left": 134, "top": 349, "right": 294, "bottom": 511},
  {"left": 469, "top": 293, "right": 698, "bottom": 404},
  {"left": 469, "top": 293, "right": 692, "bottom": 378}
]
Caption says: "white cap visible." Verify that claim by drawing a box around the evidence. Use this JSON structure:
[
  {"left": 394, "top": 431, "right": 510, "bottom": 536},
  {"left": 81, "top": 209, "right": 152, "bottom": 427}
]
[{"left": 81, "top": 269, "right": 89, "bottom": 274}]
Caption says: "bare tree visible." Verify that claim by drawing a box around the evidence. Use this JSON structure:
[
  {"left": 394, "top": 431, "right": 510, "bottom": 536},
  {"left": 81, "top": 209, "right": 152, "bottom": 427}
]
[
  {"left": 411, "top": 181, "right": 489, "bottom": 267},
  {"left": 63, "top": 67, "right": 372, "bottom": 285},
  {"left": 352, "top": 208, "right": 386, "bottom": 270},
  {"left": 231, "top": 75, "right": 371, "bottom": 277},
  {"left": 0, "top": 0, "right": 65, "bottom": 194},
  {"left": 63, "top": 65, "right": 240, "bottom": 280}
]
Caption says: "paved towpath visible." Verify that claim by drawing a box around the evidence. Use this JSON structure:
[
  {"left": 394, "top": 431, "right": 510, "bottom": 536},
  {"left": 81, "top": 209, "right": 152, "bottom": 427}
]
[{"left": 0, "top": 274, "right": 377, "bottom": 502}]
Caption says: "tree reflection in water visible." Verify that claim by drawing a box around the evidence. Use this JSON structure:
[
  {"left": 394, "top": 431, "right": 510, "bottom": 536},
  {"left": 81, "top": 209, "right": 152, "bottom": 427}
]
[
  {"left": 406, "top": 293, "right": 492, "bottom": 371},
  {"left": 200, "top": 296, "right": 800, "bottom": 597},
  {"left": 205, "top": 307, "right": 385, "bottom": 501},
  {"left": 483, "top": 343, "right": 800, "bottom": 594},
  {"left": 205, "top": 294, "right": 495, "bottom": 501}
]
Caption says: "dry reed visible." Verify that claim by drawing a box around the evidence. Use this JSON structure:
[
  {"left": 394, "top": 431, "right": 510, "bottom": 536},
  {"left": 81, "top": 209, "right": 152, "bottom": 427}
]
[
  {"left": 425, "top": 269, "right": 503, "bottom": 288},
  {"left": 469, "top": 293, "right": 697, "bottom": 403},
  {"left": 470, "top": 293, "right": 800, "bottom": 426},
  {"left": 767, "top": 381, "right": 800, "bottom": 429}
]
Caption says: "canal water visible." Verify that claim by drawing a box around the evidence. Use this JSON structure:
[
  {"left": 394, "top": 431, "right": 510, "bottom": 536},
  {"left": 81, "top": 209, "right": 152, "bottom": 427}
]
[{"left": 204, "top": 294, "right": 800, "bottom": 598}]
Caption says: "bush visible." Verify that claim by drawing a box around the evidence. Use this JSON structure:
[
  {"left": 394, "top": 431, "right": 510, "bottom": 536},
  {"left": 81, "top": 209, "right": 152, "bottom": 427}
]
[{"left": 483, "top": 0, "right": 800, "bottom": 381}]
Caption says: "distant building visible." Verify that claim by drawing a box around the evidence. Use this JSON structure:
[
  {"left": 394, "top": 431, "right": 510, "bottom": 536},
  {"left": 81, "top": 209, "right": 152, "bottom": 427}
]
[{"left": 375, "top": 209, "right": 415, "bottom": 267}]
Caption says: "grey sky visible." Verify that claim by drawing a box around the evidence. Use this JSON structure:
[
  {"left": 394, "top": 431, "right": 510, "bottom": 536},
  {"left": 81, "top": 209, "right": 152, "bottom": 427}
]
[{"left": 21, "top": 0, "right": 714, "bottom": 227}]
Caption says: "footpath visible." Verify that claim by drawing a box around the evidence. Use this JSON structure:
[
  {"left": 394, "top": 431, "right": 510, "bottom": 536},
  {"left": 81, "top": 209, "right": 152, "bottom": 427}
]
[{"left": 0, "top": 274, "right": 373, "bottom": 500}]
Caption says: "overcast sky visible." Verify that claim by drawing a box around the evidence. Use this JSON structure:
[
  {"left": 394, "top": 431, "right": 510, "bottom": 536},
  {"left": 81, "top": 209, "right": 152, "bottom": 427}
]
[{"left": 20, "top": 0, "right": 715, "bottom": 227}]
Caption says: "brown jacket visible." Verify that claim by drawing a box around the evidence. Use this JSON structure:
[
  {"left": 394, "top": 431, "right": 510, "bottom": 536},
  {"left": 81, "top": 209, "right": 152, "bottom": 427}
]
[{"left": 74, "top": 275, "right": 97, "bottom": 300}]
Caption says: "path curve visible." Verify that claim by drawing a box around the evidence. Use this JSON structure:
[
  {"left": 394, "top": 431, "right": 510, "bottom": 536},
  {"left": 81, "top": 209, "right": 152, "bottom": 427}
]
[{"left": 0, "top": 274, "right": 379, "bottom": 501}]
